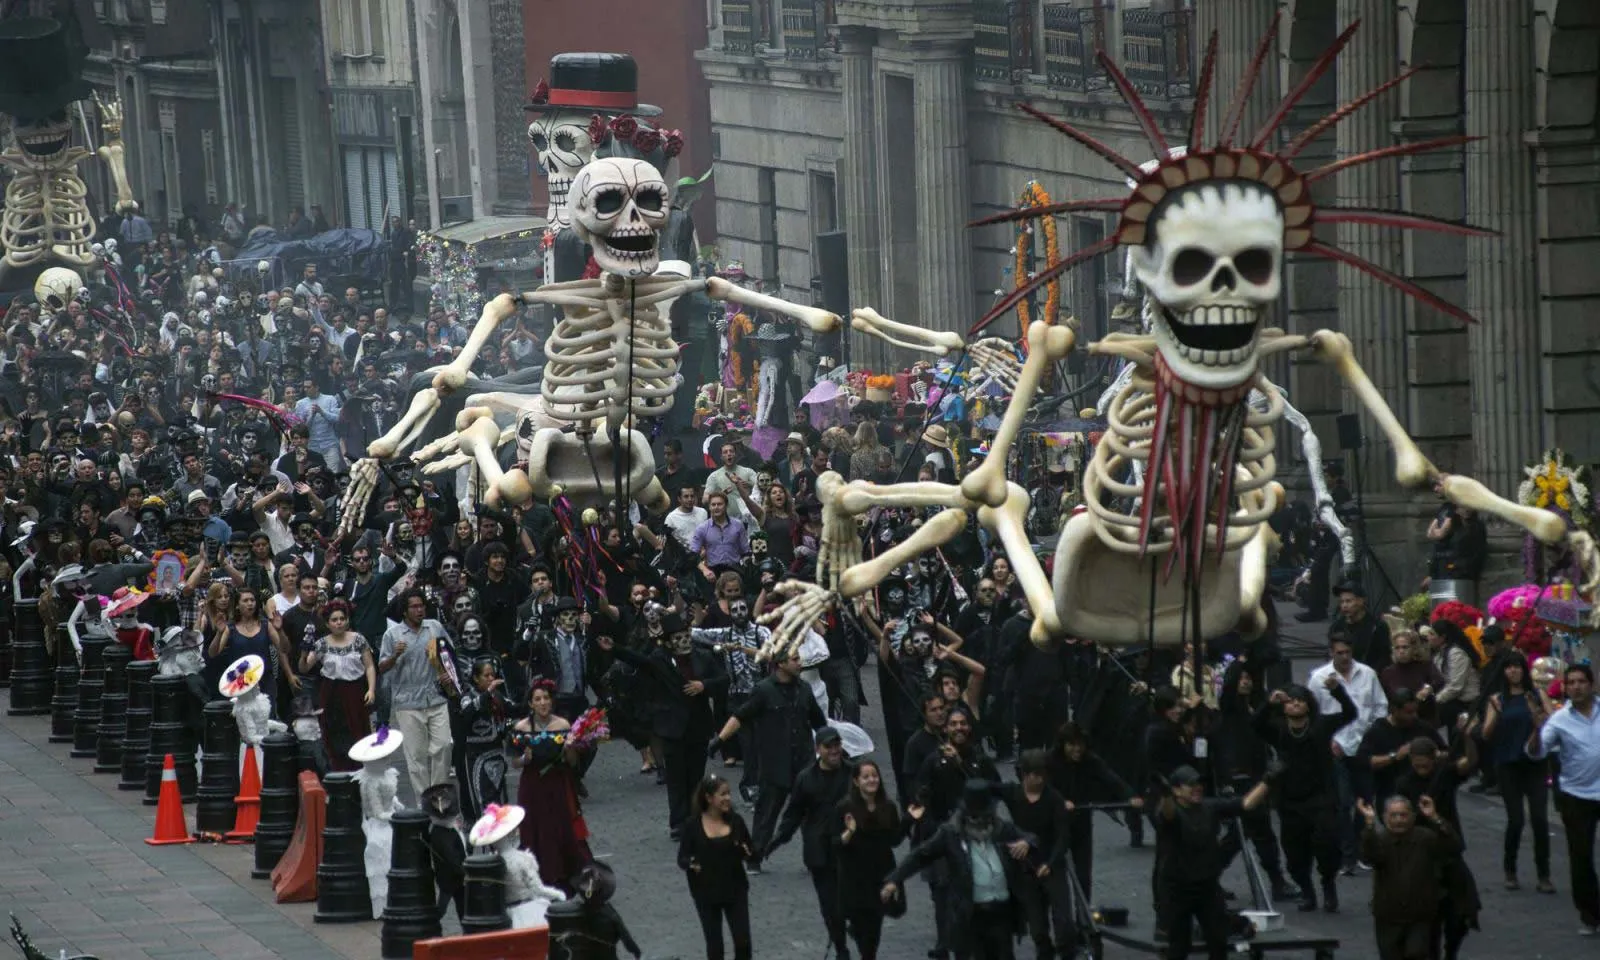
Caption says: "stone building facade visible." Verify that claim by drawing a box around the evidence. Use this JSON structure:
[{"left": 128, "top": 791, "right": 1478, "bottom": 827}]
[{"left": 699, "top": 0, "right": 1600, "bottom": 587}]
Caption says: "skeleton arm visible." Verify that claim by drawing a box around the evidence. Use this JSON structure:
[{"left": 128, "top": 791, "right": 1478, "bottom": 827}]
[
  {"left": 95, "top": 94, "right": 136, "bottom": 214},
  {"left": 1308, "top": 330, "right": 1599, "bottom": 615},
  {"left": 705, "top": 277, "right": 840, "bottom": 333},
  {"left": 850, "top": 308, "right": 964, "bottom": 357},
  {"left": 432, "top": 294, "right": 520, "bottom": 394},
  {"left": 67, "top": 599, "right": 87, "bottom": 658}
]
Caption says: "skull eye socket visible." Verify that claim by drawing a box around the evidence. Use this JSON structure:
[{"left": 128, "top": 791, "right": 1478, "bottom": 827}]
[
  {"left": 593, "top": 188, "right": 626, "bottom": 216},
  {"left": 635, "top": 188, "right": 665, "bottom": 213},
  {"left": 529, "top": 131, "right": 548, "bottom": 151},
  {"left": 553, "top": 131, "right": 576, "bottom": 153},
  {"left": 1234, "top": 247, "right": 1275, "bottom": 285},
  {"left": 1172, "top": 248, "right": 1217, "bottom": 286}
]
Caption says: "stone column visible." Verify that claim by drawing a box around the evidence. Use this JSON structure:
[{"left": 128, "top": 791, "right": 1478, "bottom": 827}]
[
  {"left": 1193, "top": 0, "right": 1281, "bottom": 146},
  {"left": 838, "top": 27, "right": 882, "bottom": 313},
  {"left": 459, "top": 0, "right": 500, "bottom": 218},
  {"left": 911, "top": 44, "right": 973, "bottom": 337},
  {"left": 1466, "top": 0, "right": 1543, "bottom": 496},
  {"left": 1334, "top": 0, "right": 1408, "bottom": 495}
]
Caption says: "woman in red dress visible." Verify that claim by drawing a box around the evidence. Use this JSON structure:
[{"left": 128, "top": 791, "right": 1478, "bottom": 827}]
[{"left": 511, "top": 682, "right": 593, "bottom": 890}]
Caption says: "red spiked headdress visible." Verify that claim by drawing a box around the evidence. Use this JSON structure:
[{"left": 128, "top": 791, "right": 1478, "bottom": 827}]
[{"left": 970, "top": 16, "right": 1489, "bottom": 336}]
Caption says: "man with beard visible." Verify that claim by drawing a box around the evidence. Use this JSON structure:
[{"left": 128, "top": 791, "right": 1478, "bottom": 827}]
[
  {"left": 914, "top": 707, "right": 1000, "bottom": 959},
  {"left": 335, "top": 540, "right": 408, "bottom": 650},
  {"left": 598, "top": 616, "right": 727, "bottom": 839},
  {"left": 883, "top": 781, "right": 1042, "bottom": 960},
  {"left": 709, "top": 649, "right": 828, "bottom": 871},
  {"left": 692, "top": 595, "right": 768, "bottom": 799}
]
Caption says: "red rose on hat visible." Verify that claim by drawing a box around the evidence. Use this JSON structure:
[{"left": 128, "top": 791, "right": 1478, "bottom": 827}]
[
  {"left": 587, "top": 114, "right": 608, "bottom": 146},
  {"left": 610, "top": 115, "right": 638, "bottom": 141},
  {"left": 663, "top": 130, "right": 685, "bottom": 158},
  {"left": 633, "top": 128, "right": 663, "bottom": 154},
  {"left": 530, "top": 79, "right": 550, "bottom": 105}
]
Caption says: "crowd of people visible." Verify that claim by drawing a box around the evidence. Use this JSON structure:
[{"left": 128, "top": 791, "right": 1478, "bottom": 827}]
[{"left": 5, "top": 208, "right": 1600, "bottom": 960}]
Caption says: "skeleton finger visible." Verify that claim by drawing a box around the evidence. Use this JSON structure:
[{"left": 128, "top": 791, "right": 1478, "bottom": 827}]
[{"left": 422, "top": 453, "right": 472, "bottom": 475}]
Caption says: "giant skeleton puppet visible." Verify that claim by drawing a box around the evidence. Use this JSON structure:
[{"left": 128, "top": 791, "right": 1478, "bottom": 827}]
[
  {"left": 338, "top": 156, "right": 836, "bottom": 528},
  {"left": 756, "top": 18, "right": 1600, "bottom": 657},
  {"left": 0, "top": 13, "right": 135, "bottom": 295}
]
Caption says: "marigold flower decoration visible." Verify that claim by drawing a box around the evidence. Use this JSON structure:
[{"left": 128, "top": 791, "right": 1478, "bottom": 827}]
[{"left": 1012, "top": 181, "right": 1060, "bottom": 332}]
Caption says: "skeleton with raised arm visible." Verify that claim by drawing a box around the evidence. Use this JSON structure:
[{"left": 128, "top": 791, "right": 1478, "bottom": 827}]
[
  {"left": 759, "top": 18, "right": 1600, "bottom": 659},
  {"left": 339, "top": 156, "right": 840, "bottom": 537}
]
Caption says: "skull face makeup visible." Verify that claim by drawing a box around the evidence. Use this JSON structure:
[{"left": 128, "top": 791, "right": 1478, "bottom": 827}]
[
  {"left": 397, "top": 521, "right": 415, "bottom": 543},
  {"left": 570, "top": 157, "right": 668, "bottom": 277},
  {"left": 458, "top": 617, "right": 485, "bottom": 651},
  {"left": 556, "top": 610, "right": 579, "bottom": 633},
  {"left": 729, "top": 600, "right": 750, "bottom": 625},
  {"left": 669, "top": 630, "right": 693, "bottom": 656},
  {"left": 439, "top": 557, "right": 462, "bottom": 585}
]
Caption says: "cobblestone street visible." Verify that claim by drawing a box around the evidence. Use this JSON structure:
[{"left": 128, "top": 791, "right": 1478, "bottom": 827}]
[{"left": 0, "top": 628, "right": 1592, "bottom": 959}]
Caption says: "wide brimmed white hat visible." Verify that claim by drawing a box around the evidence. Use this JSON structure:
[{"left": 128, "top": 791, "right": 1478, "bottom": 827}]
[
  {"left": 218, "top": 654, "right": 264, "bottom": 698},
  {"left": 469, "top": 803, "right": 525, "bottom": 847},
  {"left": 348, "top": 724, "right": 405, "bottom": 765}
]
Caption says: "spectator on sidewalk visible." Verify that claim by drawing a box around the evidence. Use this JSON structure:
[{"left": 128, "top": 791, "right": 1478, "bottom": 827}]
[{"left": 1530, "top": 663, "right": 1600, "bottom": 934}]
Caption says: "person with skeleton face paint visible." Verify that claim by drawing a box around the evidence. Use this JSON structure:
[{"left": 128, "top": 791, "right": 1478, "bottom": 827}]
[
  {"left": 597, "top": 615, "right": 728, "bottom": 839},
  {"left": 525, "top": 596, "right": 596, "bottom": 722},
  {"left": 691, "top": 593, "right": 768, "bottom": 799}
]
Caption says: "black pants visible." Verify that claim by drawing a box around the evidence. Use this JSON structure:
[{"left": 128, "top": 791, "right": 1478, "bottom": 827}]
[
  {"left": 1279, "top": 799, "right": 1341, "bottom": 889},
  {"left": 751, "top": 781, "right": 789, "bottom": 859},
  {"left": 1157, "top": 879, "right": 1231, "bottom": 960},
  {"left": 809, "top": 868, "right": 848, "bottom": 952},
  {"left": 843, "top": 904, "right": 885, "bottom": 959},
  {"left": 1374, "top": 919, "right": 1434, "bottom": 960},
  {"left": 1499, "top": 760, "right": 1551, "bottom": 878},
  {"left": 929, "top": 877, "right": 952, "bottom": 955},
  {"left": 694, "top": 896, "right": 752, "bottom": 960},
  {"left": 1066, "top": 812, "right": 1095, "bottom": 901},
  {"left": 958, "top": 902, "right": 1016, "bottom": 960},
  {"left": 1016, "top": 866, "right": 1076, "bottom": 955},
  {"left": 1219, "top": 804, "right": 1286, "bottom": 879},
  {"left": 662, "top": 736, "right": 708, "bottom": 830},
  {"left": 1304, "top": 537, "right": 1337, "bottom": 616},
  {"left": 1558, "top": 791, "right": 1600, "bottom": 926}
]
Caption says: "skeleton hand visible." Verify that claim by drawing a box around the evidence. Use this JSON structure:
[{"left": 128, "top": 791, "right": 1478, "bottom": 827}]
[
  {"left": 95, "top": 93, "right": 125, "bottom": 141},
  {"left": 421, "top": 453, "right": 472, "bottom": 475},
  {"left": 815, "top": 474, "right": 864, "bottom": 592},
  {"left": 756, "top": 580, "right": 837, "bottom": 661},
  {"left": 969, "top": 338, "right": 1024, "bottom": 394},
  {"left": 337, "top": 458, "right": 381, "bottom": 539}
]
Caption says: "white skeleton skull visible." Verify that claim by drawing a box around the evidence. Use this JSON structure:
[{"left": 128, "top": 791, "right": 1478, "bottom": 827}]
[
  {"left": 1132, "top": 182, "right": 1283, "bottom": 392},
  {"left": 571, "top": 157, "right": 667, "bottom": 278},
  {"left": 35, "top": 267, "right": 83, "bottom": 312},
  {"left": 528, "top": 112, "right": 597, "bottom": 230}
]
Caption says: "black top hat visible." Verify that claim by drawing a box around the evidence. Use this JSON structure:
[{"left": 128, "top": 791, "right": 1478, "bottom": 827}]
[
  {"left": 0, "top": 17, "right": 92, "bottom": 121},
  {"left": 524, "top": 52, "right": 661, "bottom": 116}
]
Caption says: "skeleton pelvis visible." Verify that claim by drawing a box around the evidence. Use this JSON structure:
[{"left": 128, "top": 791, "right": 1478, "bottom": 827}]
[
  {"left": 1051, "top": 512, "right": 1268, "bottom": 646},
  {"left": 526, "top": 427, "right": 668, "bottom": 513}
]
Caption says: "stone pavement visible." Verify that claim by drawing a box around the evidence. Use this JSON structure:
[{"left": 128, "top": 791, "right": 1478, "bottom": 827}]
[{"left": 2, "top": 633, "right": 1595, "bottom": 960}]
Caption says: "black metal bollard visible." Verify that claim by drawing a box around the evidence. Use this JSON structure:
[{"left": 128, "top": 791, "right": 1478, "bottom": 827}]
[
  {"left": 252, "top": 730, "right": 300, "bottom": 879},
  {"left": 145, "top": 675, "right": 197, "bottom": 804},
  {"left": 93, "top": 645, "right": 132, "bottom": 773},
  {"left": 315, "top": 771, "right": 372, "bottom": 923},
  {"left": 6, "top": 600, "right": 50, "bottom": 715},
  {"left": 459, "top": 852, "right": 510, "bottom": 935},
  {"left": 70, "top": 636, "right": 108, "bottom": 758},
  {"left": 195, "top": 700, "right": 242, "bottom": 836},
  {"left": 48, "top": 626, "right": 78, "bottom": 741},
  {"left": 380, "top": 809, "right": 443, "bottom": 958},
  {"left": 119, "top": 661, "right": 156, "bottom": 791}
]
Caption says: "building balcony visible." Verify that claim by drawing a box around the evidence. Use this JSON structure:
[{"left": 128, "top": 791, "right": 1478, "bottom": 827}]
[
  {"left": 978, "top": 2, "right": 1194, "bottom": 99},
  {"left": 718, "top": 0, "right": 837, "bottom": 59}
]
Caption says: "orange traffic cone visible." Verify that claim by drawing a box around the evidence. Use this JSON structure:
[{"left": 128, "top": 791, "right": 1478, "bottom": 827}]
[
  {"left": 145, "top": 754, "right": 194, "bottom": 846},
  {"left": 226, "top": 744, "right": 262, "bottom": 842}
]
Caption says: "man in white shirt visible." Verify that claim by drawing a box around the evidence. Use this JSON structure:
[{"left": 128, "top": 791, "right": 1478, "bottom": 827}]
[
  {"left": 1309, "top": 636, "right": 1389, "bottom": 873},
  {"left": 664, "top": 485, "right": 708, "bottom": 551},
  {"left": 703, "top": 442, "right": 759, "bottom": 523},
  {"left": 1531, "top": 662, "right": 1600, "bottom": 932}
]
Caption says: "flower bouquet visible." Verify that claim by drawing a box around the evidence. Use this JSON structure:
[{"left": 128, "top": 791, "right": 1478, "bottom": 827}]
[{"left": 567, "top": 707, "right": 611, "bottom": 751}]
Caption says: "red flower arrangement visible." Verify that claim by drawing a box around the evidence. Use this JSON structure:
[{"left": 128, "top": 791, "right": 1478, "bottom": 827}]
[
  {"left": 633, "top": 129, "right": 663, "bottom": 155},
  {"left": 609, "top": 115, "right": 639, "bottom": 141},
  {"left": 1430, "top": 600, "right": 1482, "bottom": 631},
  {"left": 663, "top": 130, "right": 685, "bottom": 158},
  {"left": 587, "top": 114, "right": 608, "bottom": 146}
]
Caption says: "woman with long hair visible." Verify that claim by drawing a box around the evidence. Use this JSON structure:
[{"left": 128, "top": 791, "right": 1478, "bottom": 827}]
[
  {"left": 678, "top": 774, "right": 753, "bottom": 960},
  {"left": 511, "top": 682, "right": 592, "bottom": 890},
  {"left": 749, "top": 481, "right": 797, "bottom": 567},
  {"left": 848, "top": 421, "right": 880, "bottom": 481},
  {"left": 299, "top": 599, "right": 374, "bottom": 773},
  {"left": 197, "top": 580, "right": 232, "bottom": 639},
  {"left": 207, "top": 585, "right": 292, "bottom": 701},
  {"left": 456, "top": 657, "right": 510, "bottom": 821},
  {"left": 985, "top": 554, "right": 1023, "bottom": 603},
  {"left": 1481, "top": 653, "right": 1555, "bottom": 893},
  {"left": 834, "top": 760, "right": 902, "bottom": 960},
  {"left": 1428, "top": 619, "right": 1481, "bottom": 731}
]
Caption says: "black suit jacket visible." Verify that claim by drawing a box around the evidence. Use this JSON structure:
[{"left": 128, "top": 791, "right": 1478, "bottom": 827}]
[
  {"left": 612, "top": 645, "right": 727, "bottom": 741},
  {"left": 274, "top": 546, "right": 328, "bottom": 578}
]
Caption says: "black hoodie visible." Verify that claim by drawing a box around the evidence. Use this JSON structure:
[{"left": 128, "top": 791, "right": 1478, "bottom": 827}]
[{"left": 1214, "top": 660, "right": 1269, "bottom": 782}]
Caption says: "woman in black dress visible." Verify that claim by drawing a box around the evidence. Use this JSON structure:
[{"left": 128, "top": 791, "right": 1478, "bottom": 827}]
[
  {"left": 677, "top": 775, "right": 754, "bottom": 960},
  {"left": 834, "top": 759, "right": 903, "bottom": 960}
]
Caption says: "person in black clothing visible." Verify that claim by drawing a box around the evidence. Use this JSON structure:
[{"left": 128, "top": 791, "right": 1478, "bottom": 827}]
[
  {"left": 1330, "top": 581, "right": 1391, "bottom": 673},
  {"left": 471, "top": 541, "right": 530, "bottom": 657},
  {"left": 768, "top": 727, "right": 853, "bottom": 958},
  {"left": 1358, "top": 688, "right": 1446, "bottom": 808},
  {"left": 597, "top": 616, "right": 727, "bottom": 838},
  {"left": 708, "top": 649, "right": 828, "bottom": 870},
  {"left": 883, "top": 780, "right": 1043, "bottom": 960},
  {"left": 1141, "top": 685, "right": 1200, "bottom": 897},
  {"left": 1001, "top": 750, "right": 1077, "bottom": 959},
  {"left": 900, "top": 689, "right": 949, "bottom": 801},
  {"left": 678, "top": 775, "right": 755, "bottom": 960},
  {"left": 1001, "top": 610, "right": 1081, "bottom": 753},
  {"left": 1048, "top": 722, "right": 1142, "bottom": 901},
  {"left": 834, "top": 759, "right": 904, "bottom": 960},
  {"left": 1252, "top": 675, "right": 1356, "bottom": 912},
  {"left": 911, "top": 706, "right": 998, "bottom": 960},
  {"left": 1214, "top": 661, "right": 1297, "bottom": 900},
  {"left": 1152, "top": 764, "right": 1277, "bottom": 960}
]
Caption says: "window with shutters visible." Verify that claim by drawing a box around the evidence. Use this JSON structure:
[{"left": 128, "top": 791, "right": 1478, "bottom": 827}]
[
  {"left": 336, "top": 0, "right": 385, "bottom": 59},
  {"left": 278, "top": 82, "right": 305, "bottom": 211},
  {"left": 341, "top": 145, "right": 399, "bottom": 230},
  {"left": 201, "top": 130, "right": 218, "bottom": 204}
]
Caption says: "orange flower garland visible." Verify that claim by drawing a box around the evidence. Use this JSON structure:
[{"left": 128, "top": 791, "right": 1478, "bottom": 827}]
[{"left": 1014, "top": 181, "right": 1061, "bottom": 328}]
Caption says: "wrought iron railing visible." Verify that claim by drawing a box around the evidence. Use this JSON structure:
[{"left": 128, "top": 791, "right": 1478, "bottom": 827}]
[
  {"left": 1122, "top": 8, "right": 1194, "bottom": 100},
  {"left": 722, "top": 0, "right": 756, "bottom": 54},
  {"left": 1042, "top": 3, "right": 1095, "bottom": 91},
  {"left": 783, "top": 0, "right": 837, "bottom": 59}
]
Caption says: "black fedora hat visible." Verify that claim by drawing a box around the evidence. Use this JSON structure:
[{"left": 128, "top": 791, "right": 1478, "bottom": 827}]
[
  {"left": 524, "top": 52, "right": 661, "bottom": 117},
  {"left": 0, "top": 17, "right": 92, "bottom": 121}
]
